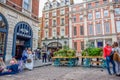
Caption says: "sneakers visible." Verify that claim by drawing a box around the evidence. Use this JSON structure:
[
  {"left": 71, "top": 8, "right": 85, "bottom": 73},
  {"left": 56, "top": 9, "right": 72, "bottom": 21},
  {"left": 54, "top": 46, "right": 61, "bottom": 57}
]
[{"left": 116, "top": 74, "right": 120, "bottom": 77}]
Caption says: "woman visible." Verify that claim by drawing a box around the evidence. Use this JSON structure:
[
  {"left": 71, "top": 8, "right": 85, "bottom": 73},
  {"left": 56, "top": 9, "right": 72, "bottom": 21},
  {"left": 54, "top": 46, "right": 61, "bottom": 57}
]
[
  {"left": 113, "top": 42, "right": 120, "bottom": 76},
  {"left": 0, "top": 58, "right": 19, "bottom": 76},
  {"left": 25, "top": 48, "right": 34, "bottom": 70},
  {"left": 103, "top": 41, "right": 116, "bottom": 75},
  {"left": 0, "top": 58, "right": 6, "bottom": 72}
]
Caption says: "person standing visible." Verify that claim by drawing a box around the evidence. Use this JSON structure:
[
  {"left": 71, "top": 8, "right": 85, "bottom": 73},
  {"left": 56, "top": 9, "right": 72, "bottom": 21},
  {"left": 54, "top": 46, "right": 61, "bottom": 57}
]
[
  {"left": 113, "top": 42, "right": 120, "bottom": 76},
  {"left": 47, "top": 49, "right": 51, "bottom": 62},
  {"left": 22, "top": 48, "right": 28, "bottom": 63},
  {"left": 103, "top": 42, "right": 116, "bottom": 75},
  {"left": 42, "top": 47, "right": 47, "bottom": 63},
  {"left": 25, "top": 48, "right": 34, "bottom": 70}
]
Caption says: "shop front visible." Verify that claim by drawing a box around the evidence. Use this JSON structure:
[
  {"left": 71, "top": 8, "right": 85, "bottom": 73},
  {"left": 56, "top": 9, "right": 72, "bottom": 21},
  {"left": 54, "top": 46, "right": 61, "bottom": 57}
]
[
  {"left": 0, "top": 13, "right": 8, "bottom": 60},
  {"left": 12, "top": 22, "right": 33, "bottom": 60}
]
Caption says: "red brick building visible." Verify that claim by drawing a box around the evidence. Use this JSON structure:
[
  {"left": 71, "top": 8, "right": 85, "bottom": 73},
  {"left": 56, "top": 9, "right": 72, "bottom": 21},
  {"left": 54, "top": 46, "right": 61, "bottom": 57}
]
[
  {"left": 70, "top": 0, "right": 120, "bottom": 53},
  {"left": 0, "top": 0, "right": 40, "bottom": 61},
  {"left": 41, "top": 0, "right": 73, "bottom": 49}
]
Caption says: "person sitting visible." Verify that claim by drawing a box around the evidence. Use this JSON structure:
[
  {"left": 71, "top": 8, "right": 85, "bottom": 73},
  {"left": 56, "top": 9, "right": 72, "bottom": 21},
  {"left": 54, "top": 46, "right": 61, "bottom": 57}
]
[
  {"left": 0, "top": 58, "right": 19, "bottom": 76},
  {"left": 0, "top": 58, "right": 6, "bottom": 73}
]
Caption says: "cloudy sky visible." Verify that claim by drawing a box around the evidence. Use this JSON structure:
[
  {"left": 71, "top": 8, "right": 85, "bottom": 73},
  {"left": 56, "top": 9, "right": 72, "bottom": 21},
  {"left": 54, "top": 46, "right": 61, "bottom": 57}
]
[{"left": 39, "top": 0, "right": 82, "bottom": 17}]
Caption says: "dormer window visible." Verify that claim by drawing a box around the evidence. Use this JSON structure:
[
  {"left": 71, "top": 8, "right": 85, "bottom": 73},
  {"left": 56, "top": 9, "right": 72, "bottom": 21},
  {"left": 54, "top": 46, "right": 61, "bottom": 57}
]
[
  {"left": 53, "top": 2, "right": 56, "bottom": 8},
  {"left": 61, "top": 0, "right": 65, "bottom": 6},
  {"left": 45, "top": 3, "right": 49, "bottom": 10}
]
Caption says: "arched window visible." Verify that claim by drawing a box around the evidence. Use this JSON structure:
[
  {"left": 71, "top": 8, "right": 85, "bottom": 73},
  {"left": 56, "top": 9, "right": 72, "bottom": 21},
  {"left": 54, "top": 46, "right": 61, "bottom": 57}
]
[{"left": 0, "top": 13, "right": 8, "bottom": 59}]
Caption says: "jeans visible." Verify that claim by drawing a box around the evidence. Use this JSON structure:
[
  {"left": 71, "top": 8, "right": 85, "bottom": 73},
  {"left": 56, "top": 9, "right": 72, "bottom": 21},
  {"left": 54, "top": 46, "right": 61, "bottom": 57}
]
[
  {"left": 106, "top": 56, "right": 116, "bottom": 74},
  {"left": 0, "top": 71, "right": 17, "bottom": 76}
]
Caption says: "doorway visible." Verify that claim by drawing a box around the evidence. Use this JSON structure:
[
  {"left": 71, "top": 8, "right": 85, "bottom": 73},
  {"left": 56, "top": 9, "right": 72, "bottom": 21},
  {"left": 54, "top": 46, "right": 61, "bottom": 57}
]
[{"left": 12, "top": 22, "right": 33, "bottom": 59}]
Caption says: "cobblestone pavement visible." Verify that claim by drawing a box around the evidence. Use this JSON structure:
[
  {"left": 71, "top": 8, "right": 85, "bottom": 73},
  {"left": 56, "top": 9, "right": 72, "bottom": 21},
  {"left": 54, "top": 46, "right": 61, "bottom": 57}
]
[{"left": 0, "top": 66, "right": 120, "bottom": 80}]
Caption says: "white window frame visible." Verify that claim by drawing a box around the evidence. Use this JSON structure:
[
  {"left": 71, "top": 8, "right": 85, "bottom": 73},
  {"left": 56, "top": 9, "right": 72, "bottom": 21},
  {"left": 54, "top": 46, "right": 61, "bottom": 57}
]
[
  {"left": 73, "top": 16, "right": 76, "bottom": 22},
  {"left": 45, "top": 13, "right": 49, "bottom": 18},
  {"left": 96, "top": 12, "right": 100, "bottom": 18},
  {"left": 88, "top": 24, "right": 93, "bottom": 35},
  {"left": 52, "top": 20, "right": 56, "bottom": 26},
  {"left": 104, "top": 22, "right": 110, "bottom": 33},
  {"left": 116, "top": 21, "right": 120, "bottom": 33},
  {"left": 45, "top": 3, "right": 49, "bottom": 10},
  {"left": 45, "top": 21, "right": 48, "bottom": 27},
  {"left": 104, "top": 10, "right": 108, "bottom": 17},
  {"left": 115, "top": 8, "right": 120, "bottom": 15},
  {"left": 60, "top": 9, "right": 65, "bottom": 15},
  {"left": 88, "top": 13, "right": 92, "bottom": 20},
  {"left": 52, "top": 11, "right": 56, "bottom": 16},
  {"left": 61, "top": 18, "right": 65, "bottom": 25},
  {"left": 45, "top": 31, "right": 48, "bottom": 38},
  {"left": 52, "top": 29, "right": 56, "bottom": 37},
  {"left": 72, "top": 8, "right": 76, "bottom": 11},
  {"left": 80, "top": 15, "right": 83, "bottom": 21},
  {"left": 96, "top": 23, "right": 102, "bottom": 34},
  {"left": 61, "top": 28, "right": 65, "bottom": 36},
  {"left": 52, "top": 2, "right": 56, "bottom": 8},
  {"left": 61, "top": 0, "right": 65, "bottom": 6},
  {"left": 23, "top": 0, "right": 32, "bottom": 11}
]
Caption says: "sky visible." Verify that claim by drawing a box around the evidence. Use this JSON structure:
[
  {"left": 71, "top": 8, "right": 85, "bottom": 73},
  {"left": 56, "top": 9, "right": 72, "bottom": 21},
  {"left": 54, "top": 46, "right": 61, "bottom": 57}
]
[{"left": 39, "top": 0, "right": 82, "bottom": 17}]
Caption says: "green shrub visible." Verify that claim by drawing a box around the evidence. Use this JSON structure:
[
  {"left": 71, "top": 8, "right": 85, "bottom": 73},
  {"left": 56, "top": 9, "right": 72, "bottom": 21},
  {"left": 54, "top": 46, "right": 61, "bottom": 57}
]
[{"left": 82, "top": 48, "right": 102, "bottom": 56}]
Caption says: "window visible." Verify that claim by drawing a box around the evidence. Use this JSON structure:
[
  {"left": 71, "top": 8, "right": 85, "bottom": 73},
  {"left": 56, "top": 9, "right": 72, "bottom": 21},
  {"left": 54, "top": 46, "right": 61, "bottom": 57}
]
[
  {"left": 81, "top": 42, "right": 84, "bottom": 50},
  {"left": 45, "top": 21, "right": 48, "bottom": 27},
  {"left": 52, "top": 11, "right": 56, "bottom": 16},
  {"left": 116, "top": 21, "right": 120, "bottom": 33},
  {"left": 74, "top": 27, "right": 77, "bottom": 36},
  {"left": 52, "top": 20, "right": 56, "bottom": 26},
  {"left": 45, "top": 3, "right": 49, "bottom": 10},
  {"left": 61, "top": 18, "right": 64, "bottom": 25},
  {"left": 72, "top": 8, "right": 76, "bottom": 11},
  {"left": 96, "top": 23, "right": 101, "bottom": 34},
  {"left": 53, "top": 2, "right": 56, "bottom": 8},
  {"left": 45, "top": 31, "right": 48, "bottom": 38},
  {"left": 61, "top": 28, "right": 65, "bottom": 36},
  {"left": 104, "top": 10, "right": 108, "bottom": 17},
  {"left": 95, "top": 2, "right": 99, "bottom": 6},
  {"left": 23, "top": 0, "right": 30, "bottom": 10},
  {"left": 104, "top": 22, "right": 110, "bottom": 33},
  {"left": 115, "top": 8, "right": 120, "bottom": 15},
  {"left": 61, "top": 1, "right": 65, "bottom": 6},
  {"left": 88, "top": 24, "right": 93, "bottom": 35},
  {"left": 73, "top": 16, "right": 76, "bottom": 22},
  {"left": 0, "top": 33, "right": 6, "bottom": 56},
  {"left": 88, "top": 13, "right": 92, "bottom": 20},
  {"left": 74, "top": 42, "right": 77, "bottom": 50},
  {"left": 45, "top": 13, "right": 49, "bottom": 18},
  {"left": 0, "top": 16, "right": 5, "bottom": 28},
  {"left": 80, "top": 26, "right": 84, "bottom": 35},
  {"left": 80, "top": 15, "right": 83, "bottom": 21},
  {"left": 88, "top": 3, "right": 92, "bottom": 8},
  {"left": 60, "top": 9, "right": 65, "bottom": 15},
  {"left": 53, "top": 29, "right": 56, "bottom": 37},
  {"left": 96, "top": 12, "right": 100, "bottom": 18}
]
